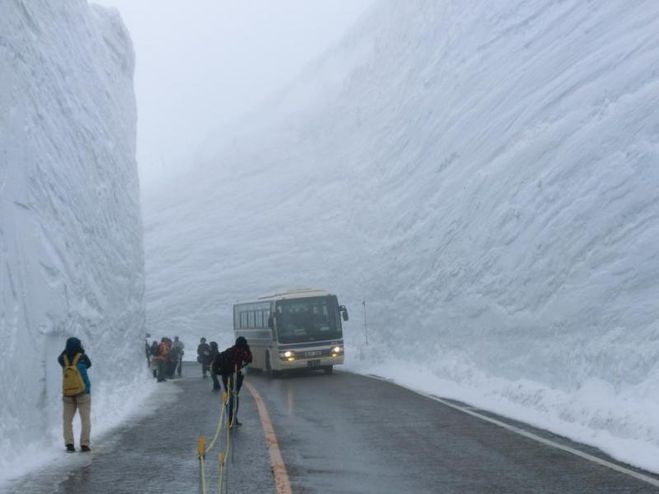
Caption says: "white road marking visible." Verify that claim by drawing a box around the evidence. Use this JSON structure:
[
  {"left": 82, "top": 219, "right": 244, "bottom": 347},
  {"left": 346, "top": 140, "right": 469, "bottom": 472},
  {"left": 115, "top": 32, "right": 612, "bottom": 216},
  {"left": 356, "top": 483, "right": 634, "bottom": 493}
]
[{"left": 367, "top": 374, "right": 659, "bottom": 488}]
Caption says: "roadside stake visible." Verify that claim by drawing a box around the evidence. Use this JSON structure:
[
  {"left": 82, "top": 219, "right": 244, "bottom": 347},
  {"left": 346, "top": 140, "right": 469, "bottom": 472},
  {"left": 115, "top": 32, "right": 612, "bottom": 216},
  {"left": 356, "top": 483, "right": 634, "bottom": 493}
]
[
  {"left": 367, "top": 374, "right": 659, "bottom": 489},
  {"left": 246, "top": 382, "right": 293, "bottom": 494}
]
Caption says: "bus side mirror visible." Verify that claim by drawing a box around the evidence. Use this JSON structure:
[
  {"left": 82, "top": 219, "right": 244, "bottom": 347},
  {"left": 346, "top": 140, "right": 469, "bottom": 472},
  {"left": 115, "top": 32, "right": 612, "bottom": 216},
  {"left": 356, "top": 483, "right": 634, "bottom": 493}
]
[
  {"left": 339, "top": 305, "right": 349, "bottom": 322},
  {"left": 268, "top": 315, "right": 274, "bottom": 329}
]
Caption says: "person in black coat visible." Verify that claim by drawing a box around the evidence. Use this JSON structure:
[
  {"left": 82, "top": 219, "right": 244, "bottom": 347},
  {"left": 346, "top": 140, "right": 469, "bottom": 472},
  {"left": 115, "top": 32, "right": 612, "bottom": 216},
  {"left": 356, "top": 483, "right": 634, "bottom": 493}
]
[
  {"left": 196, "top": 337, "right": 211, "bottom": 378},
  {"left": 208, "top": 341, "right": 221, "bottom": 391},
  {"left": 212, "top": 337, "right": 253, "bottom": 426},
  {"left": 149, "top": 340, "right": 159, "bottom": 378}
]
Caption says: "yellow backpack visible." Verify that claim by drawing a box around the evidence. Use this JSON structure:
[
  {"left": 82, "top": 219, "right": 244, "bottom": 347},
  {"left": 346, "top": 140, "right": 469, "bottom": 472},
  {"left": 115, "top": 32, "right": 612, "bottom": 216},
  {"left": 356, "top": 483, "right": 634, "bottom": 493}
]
[{"left": 62, "top": 354, "right": 86, "bottom": 396}]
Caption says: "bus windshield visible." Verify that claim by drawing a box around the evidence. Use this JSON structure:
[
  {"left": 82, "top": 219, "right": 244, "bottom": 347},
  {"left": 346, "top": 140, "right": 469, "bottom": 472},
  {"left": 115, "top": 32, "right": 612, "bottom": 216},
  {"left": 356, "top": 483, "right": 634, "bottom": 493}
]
[{"left": 275, "top": 296, "right": 342, "bottom": 344}]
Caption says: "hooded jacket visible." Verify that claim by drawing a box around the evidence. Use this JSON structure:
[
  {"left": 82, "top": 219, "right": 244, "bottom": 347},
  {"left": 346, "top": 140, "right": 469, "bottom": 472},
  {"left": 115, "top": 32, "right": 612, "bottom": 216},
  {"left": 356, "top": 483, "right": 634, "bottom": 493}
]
[
  {"left": 57, "top": 337, "right": 92, "bottom": 394},
  {"left": 213, "top": 340, "right": 253, "bottom": 376}
]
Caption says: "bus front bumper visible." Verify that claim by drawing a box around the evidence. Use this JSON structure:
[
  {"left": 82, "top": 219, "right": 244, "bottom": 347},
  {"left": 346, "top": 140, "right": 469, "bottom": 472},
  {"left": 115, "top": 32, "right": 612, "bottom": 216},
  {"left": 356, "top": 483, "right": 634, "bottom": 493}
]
[{"left": 279, "top": 354, "right": 344, "bottom": 370}]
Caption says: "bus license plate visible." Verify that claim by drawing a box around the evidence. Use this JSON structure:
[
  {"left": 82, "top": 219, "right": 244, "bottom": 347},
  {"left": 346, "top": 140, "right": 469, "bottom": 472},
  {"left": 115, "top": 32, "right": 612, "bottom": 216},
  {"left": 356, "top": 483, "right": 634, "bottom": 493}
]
[
  {"left": 305, "top": 351, "right": 321, "bottom": 357},
  {"left": 307, "top": 359, "right": 321, "bottom": 368}
]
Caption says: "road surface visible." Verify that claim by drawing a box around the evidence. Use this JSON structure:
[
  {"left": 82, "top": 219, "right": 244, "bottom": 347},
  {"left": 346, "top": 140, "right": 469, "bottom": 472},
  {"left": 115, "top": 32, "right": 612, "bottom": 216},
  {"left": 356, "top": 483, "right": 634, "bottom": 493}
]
[{"left": 8, "top": 363, "right": 659, "bottom": 493}]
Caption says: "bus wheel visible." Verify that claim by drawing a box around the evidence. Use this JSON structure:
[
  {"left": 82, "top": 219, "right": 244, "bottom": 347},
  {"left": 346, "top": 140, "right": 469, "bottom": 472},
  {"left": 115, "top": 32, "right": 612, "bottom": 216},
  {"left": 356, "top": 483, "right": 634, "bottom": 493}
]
[{"left": 323, "top": 366, "right": 333, "bottom": 375}]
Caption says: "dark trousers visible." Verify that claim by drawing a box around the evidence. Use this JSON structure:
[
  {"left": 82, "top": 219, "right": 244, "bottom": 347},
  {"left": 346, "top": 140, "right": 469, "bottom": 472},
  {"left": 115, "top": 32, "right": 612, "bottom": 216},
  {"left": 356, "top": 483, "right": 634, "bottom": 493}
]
[
  {"left": 221, "top": 372, "right": 244, "bottom": 422},
  {"left": 200, "top": 361, "right": 209, "bottom": 377},
  {"left": 221, "top": 372, "right": 244, "bottom": 394},
  {"left": 157, "top": 360, "right": 167, "bottom": 382},
  {"left": 211, "top": 371, "right": 221, "bottom": 390}
]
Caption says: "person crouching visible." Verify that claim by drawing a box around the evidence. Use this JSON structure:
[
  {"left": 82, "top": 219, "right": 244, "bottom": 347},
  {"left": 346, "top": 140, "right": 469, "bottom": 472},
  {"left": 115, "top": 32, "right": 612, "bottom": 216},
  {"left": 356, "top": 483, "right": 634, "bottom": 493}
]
[{"left": 212, "top": 336, "right": 252, "bottom": 426}]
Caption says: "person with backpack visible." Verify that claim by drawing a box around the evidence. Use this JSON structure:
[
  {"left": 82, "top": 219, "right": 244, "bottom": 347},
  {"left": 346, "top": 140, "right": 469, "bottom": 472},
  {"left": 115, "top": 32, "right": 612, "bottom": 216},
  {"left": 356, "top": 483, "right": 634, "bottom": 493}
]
[
  {"left": 212, "top": 336, "right": 252, "bottom": 426},
  {"left": 197, "top": 337, "right": 211, "bottom": 378},
  {"left": 155, "top": 337, "right": 170, "bottom": 382},
  {"left": 57, "top": 337, "right": 92, "bottom": 453}
]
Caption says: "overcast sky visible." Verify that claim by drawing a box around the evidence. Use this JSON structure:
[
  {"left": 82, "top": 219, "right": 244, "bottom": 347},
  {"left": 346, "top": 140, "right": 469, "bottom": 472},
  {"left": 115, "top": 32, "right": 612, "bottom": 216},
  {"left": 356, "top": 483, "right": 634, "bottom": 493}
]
[{"left": 94, "top": 0, "right": 374, "bottom": 185}]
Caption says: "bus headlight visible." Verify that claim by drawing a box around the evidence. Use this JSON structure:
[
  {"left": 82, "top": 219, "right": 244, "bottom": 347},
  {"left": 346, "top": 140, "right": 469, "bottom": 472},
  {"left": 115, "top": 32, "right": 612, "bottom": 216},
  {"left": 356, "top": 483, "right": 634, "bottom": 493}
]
[
  {"left": 332, "top": 346, "right": 342, "bottom": 353},
  {"left": 280, "top": 350, "right": 294, "bottom": 360}
]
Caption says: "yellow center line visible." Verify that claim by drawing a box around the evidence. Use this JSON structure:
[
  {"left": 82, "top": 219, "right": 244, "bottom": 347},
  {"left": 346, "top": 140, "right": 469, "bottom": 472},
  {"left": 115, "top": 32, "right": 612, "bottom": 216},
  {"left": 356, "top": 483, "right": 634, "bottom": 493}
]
[{"left": 246, "top": 382, "right": 293, "bottom": 494}]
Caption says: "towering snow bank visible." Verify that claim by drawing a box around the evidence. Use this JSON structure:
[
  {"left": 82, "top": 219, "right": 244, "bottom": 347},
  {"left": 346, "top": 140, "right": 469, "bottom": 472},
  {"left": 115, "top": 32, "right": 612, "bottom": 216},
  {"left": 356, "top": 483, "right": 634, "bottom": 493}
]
[
  {"left": 0, "top": 0, "right": 143, "bottom": 479},
  {"left": 144, "top": 0, "right": 659, "bottom": 470}
]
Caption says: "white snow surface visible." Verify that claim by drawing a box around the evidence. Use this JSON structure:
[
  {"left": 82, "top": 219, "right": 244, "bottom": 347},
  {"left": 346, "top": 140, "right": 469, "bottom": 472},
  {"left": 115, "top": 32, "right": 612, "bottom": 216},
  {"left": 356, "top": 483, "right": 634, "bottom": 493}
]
[
  {"left": 0, "top": 0, "right": 146, "bottom": 484},
  {"left": 144, "top": 0, "right": 659, "bottom": 472}
]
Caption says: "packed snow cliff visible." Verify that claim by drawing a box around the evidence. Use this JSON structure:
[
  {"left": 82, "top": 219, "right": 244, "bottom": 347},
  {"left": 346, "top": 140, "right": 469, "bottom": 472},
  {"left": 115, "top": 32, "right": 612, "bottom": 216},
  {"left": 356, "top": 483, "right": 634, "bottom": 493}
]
[
  {"left": 0, "top": 0, "right": 144, "bottom": 481},
  {"left": 143, "top": 0, "right": 659, "bottom": 472}
]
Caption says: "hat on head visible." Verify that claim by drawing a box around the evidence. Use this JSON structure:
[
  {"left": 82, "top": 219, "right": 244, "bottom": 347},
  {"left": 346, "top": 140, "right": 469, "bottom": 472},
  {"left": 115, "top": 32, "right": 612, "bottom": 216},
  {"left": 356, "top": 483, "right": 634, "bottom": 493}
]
[{"left": 65, "top": 337, "right": 82, "bottom": 355}]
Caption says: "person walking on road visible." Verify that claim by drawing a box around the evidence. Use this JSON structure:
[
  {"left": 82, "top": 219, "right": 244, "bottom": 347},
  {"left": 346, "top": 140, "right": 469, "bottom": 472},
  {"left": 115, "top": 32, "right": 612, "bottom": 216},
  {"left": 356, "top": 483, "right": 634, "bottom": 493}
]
[
  {"left": 197, "top": 337, "right": 211, "bottom": 378},
  {"left": 172, "top": 336, "right": 184, "bottom": 377},
  {"left": 156, "top": 337, "right": 170, "bottom": 382},
  {"left": 212, "top": 336, "right": 252, "bottom": 426},
  {"left": 144, "top": 333, "right": 151, "bottom": 368},
  {"left": 149, "top": 339, "right": 159, "bottom": 378},
  {"left": 57, "top": 337, "right": 92, "bottom": 453},
  {"left": 208, "top": 341, "right": 221, "bottom": 391}
]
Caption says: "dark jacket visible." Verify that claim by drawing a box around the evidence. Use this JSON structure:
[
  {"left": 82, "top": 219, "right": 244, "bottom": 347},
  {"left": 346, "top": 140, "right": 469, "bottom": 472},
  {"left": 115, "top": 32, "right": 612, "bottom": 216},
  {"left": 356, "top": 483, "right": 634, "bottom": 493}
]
[
  {"left": 209, "top": 342, "right": 219, "bottom": 366},
  {"left": 213, "top": 344, "right": 253, "bottom": 376},
  {"left": 197, "top": 342, "right": 211, "bottom": 364},
  {"left": 57, "top": 337, "right": 92, "bottom": 394}
]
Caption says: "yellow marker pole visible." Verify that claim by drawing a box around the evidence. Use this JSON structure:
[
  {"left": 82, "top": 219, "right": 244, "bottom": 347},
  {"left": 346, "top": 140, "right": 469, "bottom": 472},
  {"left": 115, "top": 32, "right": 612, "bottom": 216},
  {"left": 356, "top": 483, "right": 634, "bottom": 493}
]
[
  {"left": 218, "top": 452, "right": 225, "bottom": 494},
  {"left": 198, "top": 436, "right": 206, "bottom": 458},
  {"left": 198, "top": 436, "right": 207, "bottom": 494}
]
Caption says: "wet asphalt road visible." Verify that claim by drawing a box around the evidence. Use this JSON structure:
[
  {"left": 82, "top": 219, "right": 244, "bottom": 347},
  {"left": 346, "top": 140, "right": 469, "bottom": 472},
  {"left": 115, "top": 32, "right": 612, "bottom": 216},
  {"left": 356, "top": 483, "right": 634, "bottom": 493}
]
[
  {"left": 9, "top": 363, "right": 659, "bottom": 493},
  {"left": 253, "top": 370, "right": 659, "bottom": 494}
]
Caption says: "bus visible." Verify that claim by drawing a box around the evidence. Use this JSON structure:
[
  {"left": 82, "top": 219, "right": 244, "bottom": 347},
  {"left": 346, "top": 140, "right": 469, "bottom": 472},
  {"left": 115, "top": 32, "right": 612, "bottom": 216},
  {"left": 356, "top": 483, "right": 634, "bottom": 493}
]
[{"left": 233, "top": 289, "right": 349, "bottom": 375}]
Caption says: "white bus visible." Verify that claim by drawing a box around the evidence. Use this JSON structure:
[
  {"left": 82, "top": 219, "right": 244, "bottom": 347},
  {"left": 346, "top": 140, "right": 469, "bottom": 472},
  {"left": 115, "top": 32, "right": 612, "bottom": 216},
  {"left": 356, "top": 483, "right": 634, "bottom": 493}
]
[{"left": 233, "top": 289, "right": 349, "bottom": 375}]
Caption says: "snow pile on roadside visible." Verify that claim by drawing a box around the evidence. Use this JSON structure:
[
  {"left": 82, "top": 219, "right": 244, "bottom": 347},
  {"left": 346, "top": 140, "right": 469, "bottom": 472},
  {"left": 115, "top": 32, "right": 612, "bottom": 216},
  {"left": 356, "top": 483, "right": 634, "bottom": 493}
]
[
  {"left": 0, "top": 0, "right": 146, "bottom": 483},
  {"left": 143, "top": 0, "right": 659, "bottom": 472}
]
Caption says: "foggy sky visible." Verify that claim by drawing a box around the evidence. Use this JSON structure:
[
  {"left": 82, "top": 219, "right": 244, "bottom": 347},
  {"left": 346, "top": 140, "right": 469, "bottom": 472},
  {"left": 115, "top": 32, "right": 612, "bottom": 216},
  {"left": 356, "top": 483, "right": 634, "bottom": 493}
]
[{"left": 94, "top": 0, "right": 374, "bottom": 186}]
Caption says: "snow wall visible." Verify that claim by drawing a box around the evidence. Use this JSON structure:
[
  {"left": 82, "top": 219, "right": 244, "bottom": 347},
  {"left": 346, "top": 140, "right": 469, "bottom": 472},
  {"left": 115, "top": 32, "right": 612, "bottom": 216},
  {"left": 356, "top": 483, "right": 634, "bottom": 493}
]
[
  {"left": 0, "top": 0, "right": 145, "bottom": 480},
  {"left": 143, "top": 0, "right": 659, "bottom": 471}
]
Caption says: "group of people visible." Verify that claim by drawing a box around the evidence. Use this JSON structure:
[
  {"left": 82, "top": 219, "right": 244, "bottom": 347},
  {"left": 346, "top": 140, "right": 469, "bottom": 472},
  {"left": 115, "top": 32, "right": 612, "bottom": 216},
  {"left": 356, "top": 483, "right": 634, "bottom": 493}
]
[
  {"left": 57, "top": 333, "right": 252, "bottom": 453},
  {"left": 146, "top": 336, "right": 185, "bottom": 382}
]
